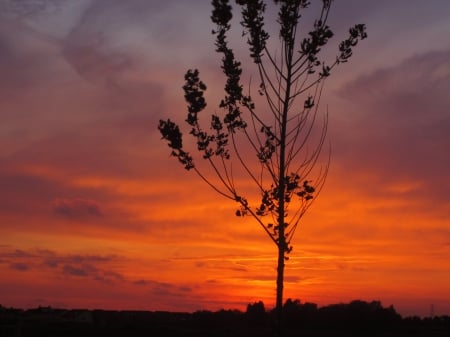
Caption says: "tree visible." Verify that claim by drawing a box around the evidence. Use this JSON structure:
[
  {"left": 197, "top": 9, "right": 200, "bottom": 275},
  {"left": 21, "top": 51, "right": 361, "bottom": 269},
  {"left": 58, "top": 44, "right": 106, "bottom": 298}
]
[{"left": 158, "top": 0, "right": 366, "bottom": 335}]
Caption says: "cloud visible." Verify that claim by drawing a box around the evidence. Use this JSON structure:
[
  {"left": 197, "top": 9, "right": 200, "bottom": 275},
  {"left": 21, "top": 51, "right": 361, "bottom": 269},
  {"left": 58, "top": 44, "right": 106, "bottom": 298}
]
[
  {"left": 133, "top": 279, "right": 149, "bottom": 286},
  {"left": 59, "top": 254, "right": 126, "bottom": 284},
  {"left": 340, "top": 49, "right": 450, "bottom": 107},
  {"left": 0, "top": 172, "right": 59, "bottom": 213},
  {"left": 61, "top": 263, "right": 124, "bottom": 284},
  {"left": 94, "top": 270, "right": 124, "bottom": 284},
  {"left": 0, "top": 247, "right": 126, "bottom": 285},
  {"left": 65, "top": 254, "right": 117, "bottom": 264},
  {"left": 63, "top": 264, "right": 90, "bottom": 277},
  {"left": 132, "top": 278, "right": 193, "bottom": 293},
  {"left": 9, "top": 262, "right": 30, "bottom": 271},
  {"left": 0, "top": 0, "right": 92, "bottom": 39},
  {"left": 331, "top": 49, "right": 450, "bottom": 208},
  {"left": 130, "top": 280, "right": 194, "bottom": 304},
  {"left": 11, "top": 249, "right": 33, "bottom": 258},
  {"left": 53, "top": 198, "right": 102, "bottom": 218},
  {"left": 0, "top": 19, "right": 71, "bottom": 103},
  {"left": 44, "top": 259, "right": 59, "bottom": 268},
  {"left": 62, "top": 32, "right": 132, "bottom": 85},
  {"left": 146, "top": 280, "right": 195, "bottom": 305},
  {"left": 60, "top": 0, "right": 175, "bottom": 84}
]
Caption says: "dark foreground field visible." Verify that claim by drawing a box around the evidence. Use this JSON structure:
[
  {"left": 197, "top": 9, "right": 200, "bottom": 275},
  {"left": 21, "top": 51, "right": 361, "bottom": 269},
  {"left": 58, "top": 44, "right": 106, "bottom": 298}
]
[{"left": 1, "top": 300, "right": 449, "bottom": 337}]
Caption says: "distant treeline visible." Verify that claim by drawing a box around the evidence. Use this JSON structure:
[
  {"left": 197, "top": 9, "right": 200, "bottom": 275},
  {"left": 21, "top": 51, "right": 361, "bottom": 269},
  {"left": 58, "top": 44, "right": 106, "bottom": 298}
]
[{"left": 1, "top": 299, "right": 449, "bottom": 337}]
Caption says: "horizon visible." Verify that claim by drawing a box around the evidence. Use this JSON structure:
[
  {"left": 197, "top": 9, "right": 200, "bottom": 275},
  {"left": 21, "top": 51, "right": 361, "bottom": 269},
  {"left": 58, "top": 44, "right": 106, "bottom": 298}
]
[
  {"left": 1, "top": 0, "right": 449, "bottom": 319},
  {"left": 0, "top": 298, "right": 440, "bottom": 319}
]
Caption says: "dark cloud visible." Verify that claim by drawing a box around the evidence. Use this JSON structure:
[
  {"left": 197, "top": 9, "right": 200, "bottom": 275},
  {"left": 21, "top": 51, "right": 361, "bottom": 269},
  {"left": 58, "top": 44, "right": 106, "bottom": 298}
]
[
  {"left": 1, "top": 247, "right": 126, "bottom": 285},
  {"left": 9, "top": 262, "right": 30, "bottom": 271},
  {"left": 133, "top": 279, "right": 149, "bottom": 286},
  {"left": 60, "top": 256, "right": 126, "bottom": 284},
  {"left": 148, "top": 281, "right": 194, "bottom": 301},
  {"left": 53, "top": 198, "right": 102, "bottom": 218},
  {"left": 132, "top": 279, "right": 193, "bottom": 295},
  {"left": 59, "top": 256, "right": 125, "bottom": 284},
  {"left": 121, "top": 278, "right": 202, "bottom": 311},
  {"left": 65, "top": 254, "right": 117, "bottom": 264},
  {"left": 179, "top": 286, "right": 192, "bottom": 292},
  {"left": 63, "top": 264, "right": 90, "bottom": 277},
  {"left": 94, "top": 270, "right": 124, "bottom": 284},
  {"left": 62, "top": 263, "right": 124, "bottom": 284},
  {"left": 11, "top": 249, "right": 33, "bottom": 258},
  {"left": 44, "top": 259, "right": 59, "bottom": 268}
]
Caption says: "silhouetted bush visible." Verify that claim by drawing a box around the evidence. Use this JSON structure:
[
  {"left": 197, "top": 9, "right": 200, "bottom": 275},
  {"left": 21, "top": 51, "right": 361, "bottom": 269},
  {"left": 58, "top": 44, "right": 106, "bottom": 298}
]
[
  {"left": 246, "top": 301, "right": 267, "bottom": 325},
  {"left": 282, "top": 298, "right": 318, "bottom": 328}
]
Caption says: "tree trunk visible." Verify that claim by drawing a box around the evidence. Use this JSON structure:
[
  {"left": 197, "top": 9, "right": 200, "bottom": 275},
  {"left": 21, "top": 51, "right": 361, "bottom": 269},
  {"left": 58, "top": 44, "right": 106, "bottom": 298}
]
[
  {"left": 275, "top": 21, "right": 294, "bottom": 336},
  {"left": 276, "top": 242, "right": 285, "bottom": 336}
]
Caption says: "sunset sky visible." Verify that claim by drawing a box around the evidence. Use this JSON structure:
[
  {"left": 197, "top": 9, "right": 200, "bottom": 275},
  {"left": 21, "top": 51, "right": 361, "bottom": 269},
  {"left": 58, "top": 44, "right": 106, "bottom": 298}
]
[{"left": 1, "top": 0, "right": 449, "bottom": 318}]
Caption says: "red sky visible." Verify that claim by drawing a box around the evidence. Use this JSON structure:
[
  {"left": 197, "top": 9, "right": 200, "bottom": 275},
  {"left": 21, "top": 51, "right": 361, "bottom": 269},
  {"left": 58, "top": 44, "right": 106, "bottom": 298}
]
[{"left": 1, "top": 0, "right": 449, "bottom": 317}]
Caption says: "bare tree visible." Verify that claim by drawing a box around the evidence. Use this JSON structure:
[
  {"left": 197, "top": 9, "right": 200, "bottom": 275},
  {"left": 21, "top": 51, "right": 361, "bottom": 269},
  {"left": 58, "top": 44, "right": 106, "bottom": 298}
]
[{"left": 158, "top": 0, "right": 366, "bottom": 334}]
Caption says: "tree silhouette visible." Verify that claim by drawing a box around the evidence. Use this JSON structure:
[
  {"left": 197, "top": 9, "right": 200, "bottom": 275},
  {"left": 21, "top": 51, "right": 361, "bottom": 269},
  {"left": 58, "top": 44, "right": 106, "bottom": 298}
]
[{"left": 158, "top": 1, "right": 366, "bottom": 335}]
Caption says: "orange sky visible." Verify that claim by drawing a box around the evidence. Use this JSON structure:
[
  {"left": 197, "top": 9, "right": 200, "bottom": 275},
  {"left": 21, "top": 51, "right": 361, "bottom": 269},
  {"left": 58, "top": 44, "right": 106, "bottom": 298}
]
[{"left": 1, "top": 0, "right": 450, "bottom": 317}]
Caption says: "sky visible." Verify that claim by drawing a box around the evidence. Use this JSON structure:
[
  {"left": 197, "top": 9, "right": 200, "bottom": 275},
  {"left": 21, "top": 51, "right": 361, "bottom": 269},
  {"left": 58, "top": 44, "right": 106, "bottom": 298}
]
[{"left": 0, "top": 0, "right": 449, "bottom": 318}]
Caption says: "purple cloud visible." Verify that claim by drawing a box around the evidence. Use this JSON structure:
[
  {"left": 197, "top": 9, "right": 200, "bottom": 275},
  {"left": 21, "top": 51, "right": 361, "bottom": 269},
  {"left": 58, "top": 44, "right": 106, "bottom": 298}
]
[
  {"left": 63, "top": 264, "right": 90, "bottom": 277},
  {"left": 334, "top": 49, "right": 450, "bottom": 194},
  {"left": 53, "top": 198, "right": 102, "bottom": 218},
  {"left": 9, "top": 262, "right": 30, "bottom": 271},
  {"left": 1, "top": 247, "right": 127, "bottom": 285}
]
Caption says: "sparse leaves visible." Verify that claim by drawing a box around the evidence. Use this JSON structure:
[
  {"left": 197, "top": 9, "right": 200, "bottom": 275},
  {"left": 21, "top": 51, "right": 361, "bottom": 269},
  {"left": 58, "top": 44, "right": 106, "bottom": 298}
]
[
  {"left": 158, "top": 119, "right": 194, "bottom": 170},
  {"left": 212, "top": 0, "right": 247, "bottom": 132},
  {"left": 300, "top": 20, "right": 334, "bottom": 61},
  {"left": 304, "top": 96, "right": 314, "bottom": 109},
  {"left": 255, "top": 174, "right": 316, "bottom": 223},
  {"left": 235, "top": 195, "right": 249, "bottom": 216},
  {"left": 337, "top": 24, "right": 367, "bottom": 63},
  {"left": 236, "top": 0, "right": 269, "bottom": 63},
  {"left": 297, "top": 180, "right": 315, "bottom": 201},
  {"left": 277, "top": 0, "right": 308, "bottom": 42},
  {"left": 211, "top": 114, "right": 230, "bottom": 158},
  {"left": 184, "top": 69, "right": 207, "bottom": 125},
  {"left": 158, "top": 119, "right": 182, "bottom": 150},
  {"left": 211, "top": 0, "right": 233, "bottom": 29},
  {"left": 257, "top": 126, "right": 277, "bottom": 163}
]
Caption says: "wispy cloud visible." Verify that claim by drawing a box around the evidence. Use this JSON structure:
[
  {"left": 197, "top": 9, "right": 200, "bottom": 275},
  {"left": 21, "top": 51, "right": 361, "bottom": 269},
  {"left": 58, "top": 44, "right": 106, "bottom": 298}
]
[
  {"left": 337, "top": 49, "right": 450, "bottom": 178},
  {"left": 1, "top": 247, "right": 123, "bottom": 283},
  {"left": 9, "top": 262, "right": 31, "bottom": 271},
  {"left": 53, "top": 198, "right": 102, "bottom": 218}
]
